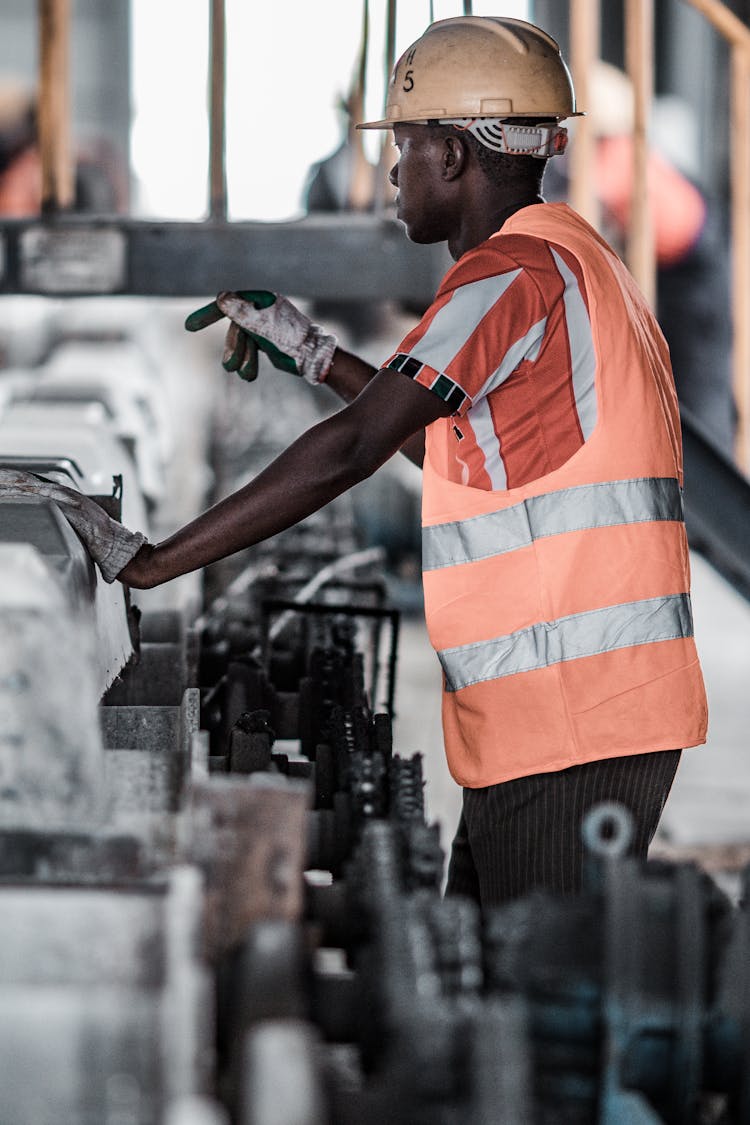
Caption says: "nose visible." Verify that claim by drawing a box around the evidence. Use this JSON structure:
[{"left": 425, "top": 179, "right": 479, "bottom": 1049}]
[{"left": 388, "top": 160, "right": 399, "bottom": 187}]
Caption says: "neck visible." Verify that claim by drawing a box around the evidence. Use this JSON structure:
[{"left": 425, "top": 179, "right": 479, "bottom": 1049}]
[{"left": 448, "top": 191, "right": 545, "bottom": 261}]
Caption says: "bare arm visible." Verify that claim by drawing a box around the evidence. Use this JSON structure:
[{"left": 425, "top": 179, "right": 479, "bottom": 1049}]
[
  {"left": 324, "top": 348, "right": 426, "bottom": 467},
  {"left": 120, "top": 367, "right": 449, "bottom": 589}
]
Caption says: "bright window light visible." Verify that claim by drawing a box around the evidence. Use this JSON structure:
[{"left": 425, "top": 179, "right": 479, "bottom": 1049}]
[
  {"left": 130, "top": 1, "right": 529, "bottom": 222},
  {"left": 130, "top": 0, "right": 210, "bottom": 219}
]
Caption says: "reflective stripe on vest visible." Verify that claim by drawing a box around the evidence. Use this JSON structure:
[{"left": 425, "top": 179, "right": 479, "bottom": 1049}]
[
  {"left": 438, "top": 592, "right": 694, "bottom": 692},
  {"left": 423, "top": 477, "right": 682, "bottom": 571}
]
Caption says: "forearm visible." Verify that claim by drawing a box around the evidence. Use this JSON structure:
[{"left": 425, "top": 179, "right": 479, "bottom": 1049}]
[
  {"left": 324, "top": 347, "right": 379, "bottom": 404},
  {"left": 121, "top": 410, "right": 392, "bottom": 589}
]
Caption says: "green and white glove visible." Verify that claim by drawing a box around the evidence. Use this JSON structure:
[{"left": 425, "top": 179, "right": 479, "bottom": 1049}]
[
  {"left": 0, "top": 469, "right": 147, "bottom": 583},
  {"left": 184, "top": 289, "right": 338, "bottom": 386}
]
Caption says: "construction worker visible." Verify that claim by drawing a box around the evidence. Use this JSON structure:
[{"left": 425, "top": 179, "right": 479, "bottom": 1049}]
[{"left": 0, "top": 17, "right": 707, "bottom": 908}]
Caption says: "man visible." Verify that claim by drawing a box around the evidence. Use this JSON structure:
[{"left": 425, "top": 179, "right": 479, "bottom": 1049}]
[{"left": 0, "top": 17, "right": 707, "bottom": 908}]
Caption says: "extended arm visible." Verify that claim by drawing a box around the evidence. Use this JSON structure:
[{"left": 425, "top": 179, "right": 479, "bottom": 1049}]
[{"left": 120, "top": 367, "right": 448, "bottom": 589}]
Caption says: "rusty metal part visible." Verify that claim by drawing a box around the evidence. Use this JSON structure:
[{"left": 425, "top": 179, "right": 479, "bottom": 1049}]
[{"left": 188, "top": 774, "right": 310, "bottom": 960}]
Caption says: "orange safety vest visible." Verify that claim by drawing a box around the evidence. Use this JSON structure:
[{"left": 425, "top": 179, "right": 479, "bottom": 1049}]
[{"left": 421, "top": 203, "right": 708, "bottom": 788}]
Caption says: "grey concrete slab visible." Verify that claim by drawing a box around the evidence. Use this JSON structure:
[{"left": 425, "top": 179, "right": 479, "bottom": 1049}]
[{"left": 391, "top": 613, "right": 461, "bottom": 860}]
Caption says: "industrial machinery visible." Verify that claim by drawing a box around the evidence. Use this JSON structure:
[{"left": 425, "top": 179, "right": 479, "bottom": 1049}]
[{"left": 0, "top": 310, "right": 749, "bottom": 1123}]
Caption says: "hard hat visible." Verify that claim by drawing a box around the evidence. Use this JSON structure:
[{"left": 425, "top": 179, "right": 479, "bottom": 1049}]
[{"left": 357, "top": 16, "right": 581, "bottom": 131}]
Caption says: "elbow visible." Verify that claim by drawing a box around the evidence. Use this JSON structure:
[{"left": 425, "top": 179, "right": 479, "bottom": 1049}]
[
  {"left": 345, "top": 441, "right": 388, "bottom": 486},
  {"left": 329, "top": 412, "right": 399, "bottom": 490}
]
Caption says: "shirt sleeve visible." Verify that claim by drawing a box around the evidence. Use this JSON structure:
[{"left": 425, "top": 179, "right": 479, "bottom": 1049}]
[{"left": 381, "top": 239, "right": 551, "bottom": 417}]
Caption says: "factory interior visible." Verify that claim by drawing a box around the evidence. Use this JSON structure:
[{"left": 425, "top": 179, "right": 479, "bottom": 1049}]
[{"left": 2, "top": 1, "right": 750, "bottom": 1122}]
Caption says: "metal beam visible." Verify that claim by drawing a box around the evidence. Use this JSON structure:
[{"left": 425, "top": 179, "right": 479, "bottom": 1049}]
[{"left": 0, "top": 214, "right": 450, "bottom": 302}]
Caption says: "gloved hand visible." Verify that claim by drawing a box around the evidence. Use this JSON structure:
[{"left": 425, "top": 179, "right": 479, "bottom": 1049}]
[
  {"left": 0, "top": 469, "right": 147, "bottom": 583},
  {"left": 184, "top": 289, "right": 337, "bottom": 386}
]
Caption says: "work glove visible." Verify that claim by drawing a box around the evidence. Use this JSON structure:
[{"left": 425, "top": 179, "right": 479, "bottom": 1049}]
[
  {"left": 184, "top": 289, "right": 337, "bottom": 386},
  {"left": 0, "top": 469, "right": 146, "bottom": 583}
]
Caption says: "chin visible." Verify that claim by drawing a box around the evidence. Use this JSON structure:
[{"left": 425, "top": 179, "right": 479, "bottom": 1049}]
[{"left": 402, "top": 220, "right": 442, "bottom": 245}]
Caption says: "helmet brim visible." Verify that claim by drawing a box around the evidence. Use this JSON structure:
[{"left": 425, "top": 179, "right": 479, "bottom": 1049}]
[
  {"left": 355, "top": 118, "right": 398, "bottom": 130},
  {"left": 356, "top": 111, "right": 585, "bottom": 131}
]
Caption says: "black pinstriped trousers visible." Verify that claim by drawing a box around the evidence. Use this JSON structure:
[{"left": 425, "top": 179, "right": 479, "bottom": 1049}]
[{"left": 445, "top": 750, "right": 681, "bottom": 908}]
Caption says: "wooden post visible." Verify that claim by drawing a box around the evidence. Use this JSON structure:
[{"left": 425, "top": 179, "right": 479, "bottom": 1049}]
[
  {"left": 209, "top": 0, "right": 227, "bottom": 221},
  {"left": 625, "top": 0, "right": 656, "bottom": 308},
  {"left": 568, "top": 0, "right": 600, "bottom": 227},
  {"left": 684, "top": 0, "right": 750, "bottom": 44},
  {"left": 374, "top": 0, "right": 397, "bottom": 212},
  {"left": 38, "top": 0, "right": 74, "bottom": 212},
  {"left": 346, "top": 0, "right": 375, "bottom": 211},
  {"left": 731, "top": 45, "right": 750, "bottom": 468}
]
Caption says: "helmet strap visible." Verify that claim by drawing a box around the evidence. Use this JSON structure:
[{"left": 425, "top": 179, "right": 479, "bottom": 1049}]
[{"left": 439, "top": 118, "right": 568, "bottom": 158}]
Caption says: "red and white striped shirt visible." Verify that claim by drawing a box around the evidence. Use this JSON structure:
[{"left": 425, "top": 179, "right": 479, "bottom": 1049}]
[{"left": 383, "top": 222, "right": 597, "bottom": 491}]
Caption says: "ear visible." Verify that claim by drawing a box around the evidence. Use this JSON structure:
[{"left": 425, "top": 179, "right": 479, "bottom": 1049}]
[{"left": 442, "top": 134, "right": 467, "bottom": 181}]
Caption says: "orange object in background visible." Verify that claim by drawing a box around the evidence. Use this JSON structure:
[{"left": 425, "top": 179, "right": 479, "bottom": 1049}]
[
  {"left": 595, "top": 133, "right": 708, "bottom": 267},
  {"left": 0, "top": 80, "right": 41, "bottom": 216},
  {"left": 0, "top": 145, "right": 42, "bottom": 216}
]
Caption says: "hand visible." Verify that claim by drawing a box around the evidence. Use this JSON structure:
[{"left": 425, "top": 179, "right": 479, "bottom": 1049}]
[
  {"left": 0, "top": 469, "right": 147, "bottom": 583},
  {"left": 185, "top": 289, "right": 337, "bottom": 386}
]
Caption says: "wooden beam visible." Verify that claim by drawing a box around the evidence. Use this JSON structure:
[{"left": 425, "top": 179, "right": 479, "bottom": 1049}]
[
  {"left": 374, "top": 0, "right": 398, "bottom": 212},
  {"left": 684, "top": 0, "right": 750, "bottom": 49},
  {"left": 731, "top": 45, "right": 750, "bottom": 468},
  {"left": 209, "top": 0, "right": 227, "bottom": 221},
  {"left": 625, "top": 0, "right": 656, "bottom": 307},
  {"left": 568, "top": 0, "right": 599, "bottom": 226},
  {"left": 38, "top": 0, "right": 74, "bottom": 212}
]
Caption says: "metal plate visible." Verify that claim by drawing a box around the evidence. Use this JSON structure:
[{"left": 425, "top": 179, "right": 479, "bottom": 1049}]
[{"left": 19, "top": 226, "right": 127, "bottom": 293}]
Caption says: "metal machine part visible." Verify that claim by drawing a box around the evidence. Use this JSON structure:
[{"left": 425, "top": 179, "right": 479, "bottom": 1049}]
[
  {"left": 0, "top": 489, "right": 137, "bottom": 694},
  {"left": 0, "top": 543, "right": 104, "bottom": 829}
]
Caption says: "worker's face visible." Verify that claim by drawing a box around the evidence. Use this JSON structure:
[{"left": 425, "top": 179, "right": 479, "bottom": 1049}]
[{"left": 389, "top": 124, "right": 456, "bottom": 244}]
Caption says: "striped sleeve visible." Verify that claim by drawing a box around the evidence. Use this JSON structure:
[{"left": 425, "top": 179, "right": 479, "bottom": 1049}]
[
  {"left": 382, "top": 240, "right": 550, "bottom": 416},
  {"left": 383, "top": 230, "right": 598, "bottom": 491}
]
